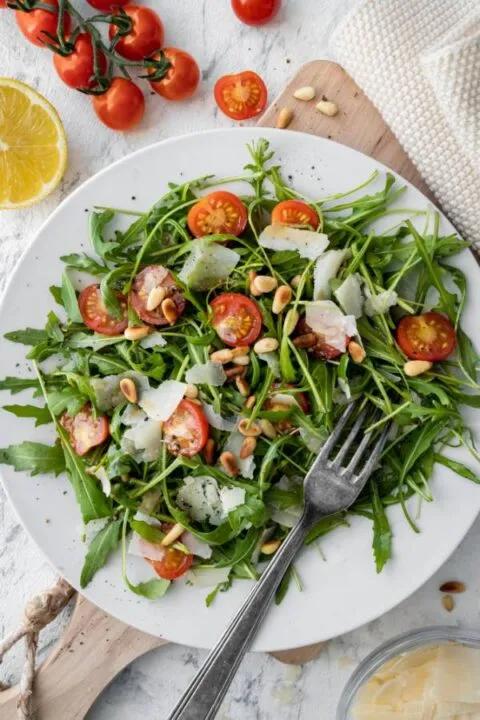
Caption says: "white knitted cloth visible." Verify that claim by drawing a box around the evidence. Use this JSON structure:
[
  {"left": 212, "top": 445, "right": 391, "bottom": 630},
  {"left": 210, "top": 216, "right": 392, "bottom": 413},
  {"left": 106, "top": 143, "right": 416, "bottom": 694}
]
[{"left": 331, "top": 0, "right": 480, "bottom": 247}]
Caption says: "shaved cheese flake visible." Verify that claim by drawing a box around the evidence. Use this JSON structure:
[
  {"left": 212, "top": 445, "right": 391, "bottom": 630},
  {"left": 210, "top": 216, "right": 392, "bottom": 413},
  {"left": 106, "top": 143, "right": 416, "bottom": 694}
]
[
  {"left": 220, "top": 486, "right": 245, "bottom": 514},
  {"left": 334, "top": 274, "right": 364, "bottom": 318},
  {"left": 186, "top": 566, "right": 231, "bottom": 588},
  {"left": 121, "top": 418, "right": 163, "bottom": 462},
  {"left": 305, "top": 300, "right": 357, "bottom": 353},
  {"left": 82, "top": 518, "right": 109, "bottom": 545},
  {"left": 258, "top": 351, "right": 281, "bottom": 378},
  {"left": 179, "top": 240, "right": 240, "bottom": 290},
  {"left": 128, "top": 533, "right": 166, "bottom": 562},
  {"left": 313, "top": 249, "right": 350, "bottom": 300},
  {"left": 140, "top": 331, "right": 167, "bottom": 349},
  {"left": 122, "top": 404, "right": 147, "bottom": 427},
  {"left": 270, "top": 506, "right": 302, "bottom": 528},
  {"left": 133, "top": 510, "right": 162, "bottom": 527},
  {"left": 139, "top": 379, "right": 187, "bottom": 421},
  {"left": 259, "top": 224, "right": 329, "bottom": 260},
  {"left": 202, "top": 403, "right": 237, "bottom": 431},
  {"left": 364, "top": 288, "right": 398, "bottom": 317},
  {"left": 185, "top": 362, "right": 227, "bottom": 387},
  {"left": 182, "top": 532, "right": 213, "bottom": 559},
  {"left": 270, "top": 392, "right": 299, "bottom": 408},
  {"left": 177, "top": 475, "right": 224, "bottom": 526},
  {"left": 87, "top": 465, "right": 111, "bottom": 497},
  {"left": 223, "top": 431, "right": 256, "bottom": 479}
]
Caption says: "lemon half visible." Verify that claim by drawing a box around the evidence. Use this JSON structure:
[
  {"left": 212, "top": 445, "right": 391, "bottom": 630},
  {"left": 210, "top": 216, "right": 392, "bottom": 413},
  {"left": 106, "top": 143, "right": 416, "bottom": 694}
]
[{"left": 0, "top": 78, "right": 67, "bottom": 209}]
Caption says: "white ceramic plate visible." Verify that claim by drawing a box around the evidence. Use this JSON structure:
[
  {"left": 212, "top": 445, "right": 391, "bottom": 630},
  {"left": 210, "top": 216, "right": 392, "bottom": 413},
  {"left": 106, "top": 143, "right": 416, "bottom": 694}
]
[{"left": 1, "top": 128, "right": 479, "bottom": 652}]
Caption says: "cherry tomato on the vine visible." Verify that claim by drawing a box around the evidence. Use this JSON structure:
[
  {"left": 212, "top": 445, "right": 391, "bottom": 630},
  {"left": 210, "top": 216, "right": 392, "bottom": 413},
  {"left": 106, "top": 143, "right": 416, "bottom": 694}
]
[
  {"left": 60, "top": 404, "right": 110, "bottom": 456},
  {"left": 271, "top": 200, "right": 320, "bottom": 229},
  {"left": 86, "top": 0, "right": 128, "bottom": 10},
  {"left": 187, "top": 191, "right": 248, "bottom": 238},
  {"left": 92, "top": 77, "right": 145, "bottom": 131},
  {"left": 53, "top": 33, "right": 107, "bottom": 90},
  {"left": 109, "top": 5, "right": 164, "bottom": 62},
  {"left": 210, "top": 293, "right": 263, "bottom": 347},
  {"left": 78, "top": 284, "right": 128, "bottom": 336},
  {"left": 396, "top": 312, "right": 456, "bottom": 362},
  {"left": 231, "top": 0, "right": 281, "bottom": 25},
  {"left": 214, "top": 70, "right": 267, "bottom": 120},
  {"left": 148, "top": 48, "right": 200, "bottom": 101},
  {"left": 16, "top": 0, "right": 71, "bottom": 48},
  {"left": 163, "top": 399, "right": 209, "bottom": 458}
]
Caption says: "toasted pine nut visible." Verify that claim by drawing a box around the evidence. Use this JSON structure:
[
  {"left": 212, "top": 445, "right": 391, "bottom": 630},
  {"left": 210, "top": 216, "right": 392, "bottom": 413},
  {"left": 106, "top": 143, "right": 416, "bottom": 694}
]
[
  {"left": 316, "top": 100, "right": 338, "bottom": 116},
  {"left": 252, "top": 275, "right": 278, "bottom": 294},
  {"left": 276, "top": 107, "right": 294, "bottom": 129},
  {"left": 203, "top": 438, "right": 215, "bottom": 465},
  {"left": 261, "top": 539, "right": 282, "bottom": 555},
  {"left": 236, "top": 376, "right": 250, "bottom": 397},
  {"left": 233, "top": 355, "right": 250, "bottom": 366},
  {"left": 348, "top": 341, "right": 366, "bottom": 364},
  {"left": 238, "top": 418, "right": 262, "bottom": 437},
  {"left": 161, "top": 522, "right": 184, "bottom": 547},
  {"left": 254, "top": 337, "right": 279, "bottom": 354},
  {"left": 404, "top": 360, "right": 432, "bottom": 377},
  {"left": 119, "top": 377, "right": 138, "bottom": 404},
  {"left": 231, "top": 346, "right": 250, "bottom": 357},
  {"left": 290, "top": 274, "right": 302, "bottom": 289},
  {"left": 293, "top": 86, "right": 315, "bottom": 101},
  {"left": 124, "top": 325, "right": 151, "bottom": 341},
  {"left": 240, "top": 436, "right": 257, "bottom": 459},
  {"left": 442, "top": 594, "right": 454, "bottom": 612},
  {"left": 245, "top": 394, "right": 256, "bottom": 409},
  {"left": 161, "top": 298, "right": 178, "bottom": 325},
  {"left": 184, "top": 384, "right": 199, "bottom": 399},
  {"left": 293, "top": 332, "right": 317, "bottom": 349},
  {"left": 146, "top": 286, "right": 167, "bottom": 311},
  {"left": 272, "top": 285, "right": 292, "bottom": 314},
  {"left": 284, "top": 308, "right": 299, "bottom": 336},
  {"left": 219, "top": 451, "right": 239, "bottom": 477},
  {"left": 210, "top": 348, "right": 234, "bottom": 364},
  {"left": 225, "top": 366, "right": 245, "bottom": 379},
  {"left": 439, "top": 581, "right": 466, "bottom": 593},
  {"left": 259, "top": 418, "right": 277, "bottom": 439}
]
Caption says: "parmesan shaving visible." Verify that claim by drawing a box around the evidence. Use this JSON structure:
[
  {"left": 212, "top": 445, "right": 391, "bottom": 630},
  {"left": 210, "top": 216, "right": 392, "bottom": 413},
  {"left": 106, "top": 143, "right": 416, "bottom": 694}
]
[
  {"left": 185, "top": 362, "right": 227, "bottom": 387},
  {"left": 259, "top": 224, "right": 329, "bottom": 260},
  {"left": 138, "top": 379, "right": 187, "bottom": 421}
]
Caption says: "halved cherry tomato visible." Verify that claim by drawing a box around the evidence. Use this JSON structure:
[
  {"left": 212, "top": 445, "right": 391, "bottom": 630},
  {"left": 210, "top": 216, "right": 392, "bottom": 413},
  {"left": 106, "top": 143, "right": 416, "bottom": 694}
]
[
  {"left": 295, "top": 317, "right": 348, "bottom": 360},
  {"left": 87, "top": 0, "right": 128, "bottom": 9},
  {"left": 16, "top": 0, "right": 71, "bottom": 48},
  {"left": 231, "top": 0, "right": 280, "bottom": 25},
  {"left": 187, "top": 191, "right": 248, "bottom": 238},
  {"left": 60, "top": 404, "right": 110, "bottom": 456},
  {"left": 148, "top": 48, "right": 200, "bottom": 101},
  {"left": 109, "top": 5, "right": 164, "bottom": 62},
  {"left": 214, "top": 70, "right": 267, "bottom": 120},
  {"left": 396, "top": 312, "right": 456, "bottom": 361},
  {"left": 78, "top": 284, "right": 128, "bottom": 336},
  {"left": 271, "top": 200, "right": 319, "bottom": 229},
  {"left": 163, "top": 399, "right": 209, "bottom": 457},
  {"left": 53, "top": 33, "right": 107, "bottom": 90},
  {"left": 150, "top": 547, "right": 193, "bottom": 580},
  {"left": 210, "top": 293, "right": 262, "bottom": 347},
  {"left": 129, "top": 265, "right": 186, "bottom": 326},
  {"left": 92, "top": 78, "right": 145, "bottom": 131}
]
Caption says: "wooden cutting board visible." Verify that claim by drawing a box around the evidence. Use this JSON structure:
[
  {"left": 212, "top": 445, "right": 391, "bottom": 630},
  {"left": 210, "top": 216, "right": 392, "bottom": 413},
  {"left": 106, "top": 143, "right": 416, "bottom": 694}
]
[{"left": 0, "top": 60, "right": 433, "bottom": 720}]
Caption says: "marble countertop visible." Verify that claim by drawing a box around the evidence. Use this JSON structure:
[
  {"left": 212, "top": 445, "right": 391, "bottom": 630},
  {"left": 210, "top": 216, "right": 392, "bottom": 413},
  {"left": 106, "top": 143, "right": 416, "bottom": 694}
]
[{"left": 1, "top": 0, "right": 479, "bottom": 718}]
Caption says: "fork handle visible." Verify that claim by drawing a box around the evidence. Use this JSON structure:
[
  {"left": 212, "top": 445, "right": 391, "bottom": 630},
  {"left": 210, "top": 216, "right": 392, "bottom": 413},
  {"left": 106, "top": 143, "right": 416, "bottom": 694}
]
[{"left": 166, "top": 514, "right": 311, "bottom": 720}]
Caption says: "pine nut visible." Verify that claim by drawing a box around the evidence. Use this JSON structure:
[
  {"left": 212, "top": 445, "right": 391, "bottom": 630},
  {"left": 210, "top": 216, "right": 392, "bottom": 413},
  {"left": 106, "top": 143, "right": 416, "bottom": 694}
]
[
  {"left": 119, "top": 377, "right": 138, "bottom": 404},
  {"left": 210, "top": 348, "right": 234, "bottom": 364},
  {"left": 261, "top": 539, "right": 281, "bottom": 555},
  {"left": 254, "top": 337, "right": 279, "bottom": 354},
  {"left": 293, "top": 86, "right": 315, "bottom": 102},
  {"left": 231, "top": 346, "right": 250, "bottom": 357},
  {"left": 146, "top": 286, "right": 167, "bottom": 311},
  {"left": 124, "top": 325, "right": 151, "bottom": 341},
  {"left": 249, "top": 270, "right": 262, "bottom": 297},
  {"left": 439, "top": 581, "right": 466, "bottom": 593},
  {"left": 404, "top": 360, "right": 432, "bottom": 377},
  {"left": 291, "top": 274, "right": 302, "bottom": 289},
  {"left": 272, "top": 285, "right": 292, "bottom": 314},
  {"left": 184, "top": 384, "right": 199, "bottom": 399},
  {"left": 252, "top": 275, "right": 278, "bottom": 294},
  {"left": 161, "top": 298, "right": 178, "bottom": 325},
  {"left": 232, "top": 355, "right": 250, "bottom": 366},
  {"left": 236, "top": 376, "right": 250, "bottom": 397},
  {"left": 238, "top": 418, "right": 262, "bottom": 437},
  {"left": 240, "top": 436, "right": 257, "bottom": 459},
  {"left": 161, "top": 522, "right": 184, "bottom": 547},
  {"left": 316, "top": 100, "right": 338, "bottom": 116},
  {"left": 442, "top": 594, "right": 454, "bottom": 612},
  {"left": 276, "top": 107, "right": 294, "bottom": 129},
  {"left": 203, "top": 438, "right": 215, "bottom": 465},
  {"left": 245, "top": 394, "right": 256, "bottom": 409},
  {"left": 293, "top": 333, "right": 317, "bottom": 349},
  {"left": 219, "top": 451, "right": 239, "bottom": 477},
  {"left": 348, "top": 341, "right": 366, "bottom": 364},
  {"left": 225, "top": 366, "right": 245, "bottom": 379},
  {"left": 259, "top": 418, "right": 277, "bottom": 439},
  {"left": 284, "top": 308, "right": 299, "bottom": 336}
]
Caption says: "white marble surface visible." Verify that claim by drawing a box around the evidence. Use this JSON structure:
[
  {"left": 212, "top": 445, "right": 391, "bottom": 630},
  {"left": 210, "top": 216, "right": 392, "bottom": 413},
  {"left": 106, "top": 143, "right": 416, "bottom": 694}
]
[{"left": 1, "top": 0, "right": 480, "bottom": 718}]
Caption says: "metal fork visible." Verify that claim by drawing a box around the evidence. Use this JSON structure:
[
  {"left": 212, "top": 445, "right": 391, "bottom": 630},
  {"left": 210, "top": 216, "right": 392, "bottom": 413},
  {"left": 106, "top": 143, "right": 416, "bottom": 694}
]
[{"left": 167, "top": 402, "right": 390, "bottom": 720}]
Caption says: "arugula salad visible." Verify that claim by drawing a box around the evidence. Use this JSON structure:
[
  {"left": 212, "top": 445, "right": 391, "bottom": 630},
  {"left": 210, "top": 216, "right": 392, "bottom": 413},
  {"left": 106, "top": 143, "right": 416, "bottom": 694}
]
[{"left": 1, "top": 139, "right": 479, "bottom": 604}]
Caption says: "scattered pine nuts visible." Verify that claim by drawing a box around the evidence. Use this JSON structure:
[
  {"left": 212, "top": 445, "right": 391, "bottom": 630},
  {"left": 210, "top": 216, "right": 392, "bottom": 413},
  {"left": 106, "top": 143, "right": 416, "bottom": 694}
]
[
  {"left": 404, "top": 360, "right": 432, "bottom": 377},
  {"left": 276, "top": 107, "right": 294, "bottom": 129},
  {"left": 240, "top": 436, "right": 257, "bottom": 459},
  {"left": 442, "top": 594, "right": 454, "bottom": 612},
  {"left": 348, "top": 341, "right": 366, "bottom": 364},
  {"left": 161, "top": 523, "right": 184, "bottom": 547},
  {"left": 184, "top": 384, "right": 199, "bottom": 399},
  {"left": 254, "top": 337, "right": 279, "bottom": 354},
  {"left": 232, "top": 355, "right": 250, "bottom": 366},
  {"left": 245, "top": 394, "right": 256, "bottom": 409},
  {"left": 225, "top": 365, "right": 245, "bottom": 379},
  {"left": 119, "top": 377, "right": 138, "bottom": 404},
  {"left": 203, "top": 438, "right": 215, "bottom": 465},
  {"left": 210, "top": 348, "right": 234, "bottom": 364},
  {"left": 284, "top": 308, "right": 299, "bottom": 336},
  {"left": 236, "top": 376, "right": 250, "bottom": 397},
  {"left": 293, "top": 332, "right": 317, "bottom": 349},
  {"left": 231, "top": 346, "right": 250, "bottom": 358},
  {"left": 252, "top": 275, "right": 278, "bottom": 294},
  {"left": 316, "top": 100, "right": 338, "bottom": 117},
  {"left": 238, "top": 418, "right": 262, "bottom": 437},
  {"left": 219, "top": 451, "right": 239, "bottom": 477},
  {"left": 290, "top": 274, "right": 302, "bottom": 289},
  {"left": 146, "top": 286, "right": 167, "bottom": 311},
  {"left": 439, "top": 581, "right": 466, "bottom": 593},
  {"left": 259, "top": 418, "right": 277, "bottom": 439},
  {"left": 249, "top": 270, "right": 262, "bottom": 297},
  {"left": 124, "top": 325, "right": 151, "bottom": 341},
  {"left": 293, "top": 86, "right": 315, "bottom": 102},
  {"left": 261, "top": 539, "right": 282, "bottom": 555},
  {"left": 161, "top": 298, "right": 177, "bottom": 325},
  {"left": 272, "top": 284, "right": 292, "bottom": 314}
]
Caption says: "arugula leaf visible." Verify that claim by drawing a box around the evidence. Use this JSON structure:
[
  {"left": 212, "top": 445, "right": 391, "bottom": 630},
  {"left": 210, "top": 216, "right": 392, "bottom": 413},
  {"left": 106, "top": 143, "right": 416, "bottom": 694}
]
[
  {"left": 100, "top": 266, "right": 129, "bottom": 320},
  {"left": 80, "top": 519, "right": 122, "bottom": 588},
  {"left": 435, "top": 454, "right": 480, "bottom": 483},
  {"left": 0, "top": 377, "right": 40, "bottom": 395},
  {"left": 45, "top": 312, "right": 64, "bottom": 343},
  {"left": 121, "top": 510, "right": 170, "bottom": 599},
  {"left": 305, "top": 513, "right": 348, "bottom": 544},
  {"left": 130, "top": 519, "right": 164, "bottom": 543},
  {"left": 60, "top": 252, "right": 107, "bottom": 275},
  {"left": 0, "top": 441, "right": 65, "bottom": 475},
  {"left": 4, "top": 328, "right": 48, "bottom": 345},
  {"left": 3, "top": 404, "right": 52, "bottom": 426},
  {"left": 47, "top": 387, "right": 87, "bottom": 416},
  {"left": 50, "top": 285, "right": 64, "bottom": 306},
  {"left": 67, "top": 332, "right": 125, "bottom": 351},
  {"left": 398, "top": 418, "right": 447, "bottom": 483},
  {"left": 90, "top": 210, "right": 118, "bottom": 259},
  {"left": 456, "top": 329, "right": 479, "bottom": 385},
  {"left": 371, "top": 480, "right": 392, "bottom": 573},
  {"left": 61, "top": 272, "right": 82, "bottom": 323}
]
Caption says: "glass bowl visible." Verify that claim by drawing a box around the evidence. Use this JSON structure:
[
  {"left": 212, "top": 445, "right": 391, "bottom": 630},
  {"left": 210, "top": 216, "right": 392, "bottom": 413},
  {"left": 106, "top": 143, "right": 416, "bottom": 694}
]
[{"left": 337, "top": 626, "right": 480, "bottom": 719}]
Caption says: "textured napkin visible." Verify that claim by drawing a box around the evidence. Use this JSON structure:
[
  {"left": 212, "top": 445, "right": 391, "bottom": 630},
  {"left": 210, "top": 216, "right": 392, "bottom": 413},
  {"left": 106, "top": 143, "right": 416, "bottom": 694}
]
[{"left": 331, "top": 0, "right": 480, "bottom": 247}]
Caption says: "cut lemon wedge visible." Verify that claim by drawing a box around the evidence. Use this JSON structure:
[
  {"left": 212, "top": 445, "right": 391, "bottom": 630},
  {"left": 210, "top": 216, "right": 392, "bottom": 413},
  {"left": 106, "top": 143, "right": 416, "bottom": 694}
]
[{"left": 0, "top": 78, "right": 67, "bottom": 209}]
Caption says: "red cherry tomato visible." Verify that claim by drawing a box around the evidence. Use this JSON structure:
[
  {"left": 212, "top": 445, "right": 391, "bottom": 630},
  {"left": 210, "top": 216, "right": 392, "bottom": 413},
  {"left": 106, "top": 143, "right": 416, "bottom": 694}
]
[
  {"left": 78, "top": 284, "right": 128, "bottom": 336},
  {"left": 148, "top": 48, "right": 200, "bottom": 101},
  {"left": 396, "top": 312, "right": 456, "bottom": 361},
  {"left": 149, "top": 547, "right": 193, "bottom": 580},
  {"left": 109, "top": 5, "right": 164, "bottom": 62},
  {"left": 92, "top": 78, "right": 145, "bottom": 131},
  {"left": 271, "top": 200, "right": 320, "bottom": 229},
  {"left": 231, "top": 0, "right": 280, "bottom": 25},
  {"left": 163, "top": 399, "right": 209, "bottom": 458},
  {"left": 60, "top": 404, "right": 110, "bottom": 456},
  {"left": 53, "top": 34, "right": 107, "bottom": 90},
  {"left": 86, "top": 0, "right": 128, "bottom": 10},
  {"left": 16, "top": 0, "right": 71, "bottom": 48},
  {"left": 187, "top": 191, "right": 248, "bottom": 238},
  {"left": 210, "top": 293, "right": 263, "bottom": 347},
  {"left": 214, "top": 70, "right": 267, "bottom": 120},
  {"left": 129, "top": 265, "right": 186, "bottom": 326}
]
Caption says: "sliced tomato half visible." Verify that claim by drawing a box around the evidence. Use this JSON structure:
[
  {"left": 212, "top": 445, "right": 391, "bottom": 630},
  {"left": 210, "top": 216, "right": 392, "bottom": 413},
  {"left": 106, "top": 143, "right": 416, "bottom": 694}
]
[
  {"left": 210, "top": 292, "right": 262, "bottom": 347},
  {"left": 60, "top": 404, "right": 110, "bottom": 456},
  {"left": 129, "top": 265, "right": 186, "bottom": 326},
  {"left": 214, "top": 70, "right": 267, "bottom": 120},
  {"left": 78, "top": 284, "right": 128, "bottom": 336},
  {"left": 187, "top": 191, "right": 248, "bottom": 238},
  {"left": 163, "top": 399, "right": 209, "bottom": 457},
  {"left": 149, "top": 547, "right": 193, "bottom": 580},
  {"left": 271, "top": 200, "right": 320, "bottom": 229},
  {"left": 396, "top": 312, "right": 456, "bottom": 361}
]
